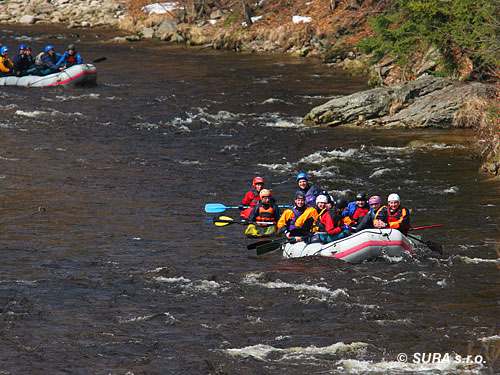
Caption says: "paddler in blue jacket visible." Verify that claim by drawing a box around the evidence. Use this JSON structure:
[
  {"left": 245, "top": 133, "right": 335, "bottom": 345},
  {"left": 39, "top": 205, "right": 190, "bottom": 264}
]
[
  {"left": 56, "top": 44, "right": 83, "bottom": 69},
  {"left": 295, "top": 171, "right": 322, "bottom": 207},
  {"left": 277, "top": 191, "right": 307, "bottom": 238}
]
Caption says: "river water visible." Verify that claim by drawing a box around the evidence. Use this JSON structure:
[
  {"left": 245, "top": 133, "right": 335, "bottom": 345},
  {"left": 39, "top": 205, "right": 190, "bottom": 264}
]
[{"left": 0, "top": 26, "right": 498, "bottom": 374}]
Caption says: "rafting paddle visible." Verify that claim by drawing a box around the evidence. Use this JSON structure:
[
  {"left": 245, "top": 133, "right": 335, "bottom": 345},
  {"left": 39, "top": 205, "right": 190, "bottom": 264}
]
[
  {"left": 247, "top": 239, "right": 274, "bottom": 250},
  {"left": 213, "top": 215, "right": 275, "bottom": 227},
  {"left": 255, "top": 238, "right": 288, "bottom": 256},
  {"left": 205, "top": 202, "right": 291, "bottom": 214},
  {"left": 92, "top": 57, "right": 107, "bottom": 63},
  {"left": 409, "top": 224, "right": 444, "bottom": 231}
]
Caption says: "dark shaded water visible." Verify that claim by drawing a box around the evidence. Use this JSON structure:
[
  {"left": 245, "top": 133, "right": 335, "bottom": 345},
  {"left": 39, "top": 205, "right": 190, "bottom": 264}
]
[{"left": 0, "top": 26, "right": 498, "bottom": 374}]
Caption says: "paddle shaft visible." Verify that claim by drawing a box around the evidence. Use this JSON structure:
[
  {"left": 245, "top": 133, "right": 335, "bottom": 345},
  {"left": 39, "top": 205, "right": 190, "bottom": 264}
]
[{"left": 410, "top": 224, "right": 444, "bottom": 231}]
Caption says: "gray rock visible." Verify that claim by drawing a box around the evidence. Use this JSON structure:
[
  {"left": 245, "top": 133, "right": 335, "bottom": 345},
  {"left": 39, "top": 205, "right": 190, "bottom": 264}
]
[
  {"left": 210, "top": 10, "right": 223, "bottom": 19},
  {"left": 304, "top": 76, "right": 495, "bottom": 129},
  {"left": 19, "top": 15, "right": 37, "bottom": 24},
  {"left": 141, "top": 27, "right": 155, "bottom": 39},
  {"left": 156, "top": 19, "right": 177, "bottom": 40}
]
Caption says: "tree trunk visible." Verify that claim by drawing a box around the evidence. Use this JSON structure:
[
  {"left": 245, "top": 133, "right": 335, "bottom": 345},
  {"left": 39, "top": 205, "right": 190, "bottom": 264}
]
[{"left": 241, "top": 0, "right": 253, "bottom": 25}]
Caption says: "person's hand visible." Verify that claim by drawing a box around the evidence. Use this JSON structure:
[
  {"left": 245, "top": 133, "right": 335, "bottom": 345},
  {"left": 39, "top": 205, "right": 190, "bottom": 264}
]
[{"left": 373, "top": 219, "right": 386, "bottom": 228}]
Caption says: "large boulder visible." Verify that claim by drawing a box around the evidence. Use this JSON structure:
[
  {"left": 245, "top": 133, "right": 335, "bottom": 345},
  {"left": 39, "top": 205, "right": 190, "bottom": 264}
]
[
  {"left": 304, "top": 76, "right": 495, "bottom": 128},
  {"left": 19, "top": 15, "right": 37, "bottom": 24},
  {"left": 156, "top": 19, "right": 177, "bottom": 40}
]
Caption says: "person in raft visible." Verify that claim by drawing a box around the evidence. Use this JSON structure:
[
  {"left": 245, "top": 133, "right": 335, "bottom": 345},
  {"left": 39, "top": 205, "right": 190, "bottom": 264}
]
[
  {"left": 295, "top": 171, "right": 322, "bottom": 207},
  {"left": 240, "top": 176, "right": 265, "bottom": 220},
  {"left": 342, "top": 192, "right": 370, "bottom": 231},
  {"left": 373, "top": 193, "right": 411, "bottom": 235},
  {"left": 56, "top": 44, "right": 83, "bottom": 69},
  {"left": 245, "top": 189, "right": 280, "bottom": 238},
  {"left": 0, "top": 46, "right": 14, "bottom": 77},
  {"left": 353, "top": 195, "right": 383, "bottom": 232},
  {"left": 277, "top": 191, "right": 307, "bottom": 239},
  {"left": 293, "top": 194, "right": 349, "bottom": 243}
]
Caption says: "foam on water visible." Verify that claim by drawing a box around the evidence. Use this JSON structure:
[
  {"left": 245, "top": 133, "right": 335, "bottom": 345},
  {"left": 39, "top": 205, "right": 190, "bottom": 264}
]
[
  {"left": 224, "top": 341, "right": 368, "bottom": 361},
  {"left": 154, "top": 276, "right": 228, "bottom": 294},
  {"left": 258, "top": 162, "right": 295, "bottom": 173},
  {"left": 242, "top": 272, "right": 349, "bottom": 298},
  {"left": 453, "top": 256, "right": 500, "bottom": 265},
  {"left": 299, "top": 149, "right": 357, "bottom": 164},
  {"left": 219, "top": 144, "right": 240, "bottom": 152},
  {"left": 15, "top": 110, "right": 48, "bottom": 118},
  {"left": 177, "top": 159, "right": 203, "bottom": 166},
  {"left": 337, "top": 358, "right": 483, "bottom": 374},
  {"left": 479, "top": 335, "right": 500, "bottom": 343},
  {"left": 442, "top": 186, "right": 459, "bottom": 194},
  {"left": 261, "top": 98, "right": 294, "bottom": 105},
  {"left": 369, "top": 168, "right": 392, "bottom": 179},
  {"left": 42, "top": 93, "right": 100, "bottom": 102},
  {"left": 118, "top": 312, "right": 177, "bottom": 324},
  {"left": 264, "top": 119, "right": 305, "bottom": 128}
]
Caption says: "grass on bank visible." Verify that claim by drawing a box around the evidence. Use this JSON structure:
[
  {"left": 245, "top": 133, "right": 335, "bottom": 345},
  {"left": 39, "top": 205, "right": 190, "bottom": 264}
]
[{"left": 358, "top": 0, "right": 499, "bottom": 80}]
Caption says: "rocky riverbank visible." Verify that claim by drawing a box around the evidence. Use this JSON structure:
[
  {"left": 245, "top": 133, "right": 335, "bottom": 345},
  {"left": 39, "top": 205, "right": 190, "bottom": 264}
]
[{"left": 0, "top": 0, "right": 124, "bottom": 28}]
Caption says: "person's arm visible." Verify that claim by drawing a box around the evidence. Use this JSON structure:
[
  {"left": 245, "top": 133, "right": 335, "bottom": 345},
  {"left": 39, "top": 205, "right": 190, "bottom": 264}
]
[
  {"left": 322, "top": 212, "right": 341, "bottom": 235},
  {"left": 373, "top": 206, "right": 387, "bottom": 228},
  {"left": 277, "top": 209, "right": 292, "bottom": 231},
  {"left": 0, "top": 60, "right": 10, "bottom": 73},
  {"left": 241, "top": 191, "right": 253, "bottom": 205},
  {"left": 247, "top": 204, "right": 259, "bottom": 222},
  {"left": 76, "top": 53, "right": 83, "bottom": 64},
  {"left": 294, "top": 207, "right": 315, "bottom": 229},
  {"left": 56, "top": 53, "right": 67, "bottom": 67}
]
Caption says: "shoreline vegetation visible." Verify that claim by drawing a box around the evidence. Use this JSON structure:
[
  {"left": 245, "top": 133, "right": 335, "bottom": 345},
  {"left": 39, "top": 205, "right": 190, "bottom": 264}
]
[{"left": 0, "top": 0, "right": 498, "bottom": 177}]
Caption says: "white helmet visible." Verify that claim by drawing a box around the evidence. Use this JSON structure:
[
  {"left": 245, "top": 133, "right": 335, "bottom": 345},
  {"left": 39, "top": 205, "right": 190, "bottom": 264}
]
[
  {"left": 388, "top": 193, "right": 400, "bottom": 202},
  {"left": 316, "top": 194, "right": 328, "bottom": 204}
]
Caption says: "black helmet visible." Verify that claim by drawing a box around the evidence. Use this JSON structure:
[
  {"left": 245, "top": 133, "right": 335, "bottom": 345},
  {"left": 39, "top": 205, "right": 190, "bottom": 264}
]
[
  {"left": 356, "top": 192, "right": 367, "bottom": 201},
  {"left": 335, "top": 197, "right": 348, "bottom": 210},
  {"left": 295, "top": 191, "right": 306, "bottom": 200}
]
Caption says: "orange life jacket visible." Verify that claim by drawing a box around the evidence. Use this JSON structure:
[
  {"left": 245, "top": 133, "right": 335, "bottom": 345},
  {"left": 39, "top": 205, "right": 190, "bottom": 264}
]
[{"left": 255, "top": 204, "right": 276, "bottom": 223}]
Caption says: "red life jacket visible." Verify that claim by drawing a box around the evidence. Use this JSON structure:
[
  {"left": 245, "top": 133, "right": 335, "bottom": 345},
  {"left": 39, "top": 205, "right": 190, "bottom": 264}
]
[
  {"left": 66, "top": 54, "right": 77, "bottom": 66},
  {"left": 387, "top": 207, "right": 410, "bottom": 233},
  {"left": 352, "top": 206, "right": 370, "bottom": 220}
]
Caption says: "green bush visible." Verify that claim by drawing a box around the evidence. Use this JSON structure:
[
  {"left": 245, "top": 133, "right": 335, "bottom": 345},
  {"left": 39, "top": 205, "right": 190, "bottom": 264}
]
[{"left": 358, "top": 0, "right": 498, "bottom": 76}]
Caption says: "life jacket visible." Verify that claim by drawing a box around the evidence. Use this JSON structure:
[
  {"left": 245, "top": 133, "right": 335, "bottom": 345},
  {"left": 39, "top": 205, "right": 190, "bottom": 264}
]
[
  {"left": 254, "top": 204, "right": 277, "bottom": 224},
  {"left": 312, "top": 208, "right": 327, "bottom": 232},
  {"left": 343, "top": 202, "right": 369, "bottom": 226},
  {"left": 387, "top": 207, "right": 408, "bottom": 227},
  {"left": 288, "top": 206, "right": 306, "bottom": 230},
  {"left": 66, "top": 54, "right": 77, "bottom": 66}
]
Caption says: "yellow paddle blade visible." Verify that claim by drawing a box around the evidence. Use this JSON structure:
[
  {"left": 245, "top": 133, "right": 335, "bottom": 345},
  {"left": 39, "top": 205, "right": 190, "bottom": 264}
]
[
  {"left": 214, "top": 221, "right": 231, "bottom": 227},
  {"left": 213, "top": 215, "right": 234, "bottom": 227}
]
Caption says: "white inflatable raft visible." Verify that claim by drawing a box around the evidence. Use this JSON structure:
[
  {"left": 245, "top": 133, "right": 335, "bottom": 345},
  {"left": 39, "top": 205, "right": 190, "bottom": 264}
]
[
  {"left": 282, "top": 229, "right": 422, "bottom": 263},
  {"left": 0, "top": 64, "right": 97, "bottom": 87}
]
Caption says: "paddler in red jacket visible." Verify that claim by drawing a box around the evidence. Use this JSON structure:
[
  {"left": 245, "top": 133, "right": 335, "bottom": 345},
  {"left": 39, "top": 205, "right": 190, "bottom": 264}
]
[
  {"left": 240, "top": 176, "right": 265, "bottom": 220},
  {"left": 374, "top": 193, "right": 411, "bottom": 235}
]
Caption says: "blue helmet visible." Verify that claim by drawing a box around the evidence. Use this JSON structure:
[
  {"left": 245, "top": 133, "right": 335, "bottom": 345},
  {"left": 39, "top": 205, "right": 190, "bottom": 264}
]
[
  {"left": 296, "top": 171, "right": 309, "bottom": 182},
  {"left": 18, "top": 44, "right": 27, "bottom": 50},
  {"left": 44, "top": 44, "right": 54, "bottom": 53},
  {"left": 0, "top": 46, "right": 8, "bottom": 55}
]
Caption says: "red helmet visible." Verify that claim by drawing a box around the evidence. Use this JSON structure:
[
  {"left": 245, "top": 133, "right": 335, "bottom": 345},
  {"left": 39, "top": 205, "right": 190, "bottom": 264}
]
[{"left": 252, "top": 176, "right": 265, "bottom": 187}]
